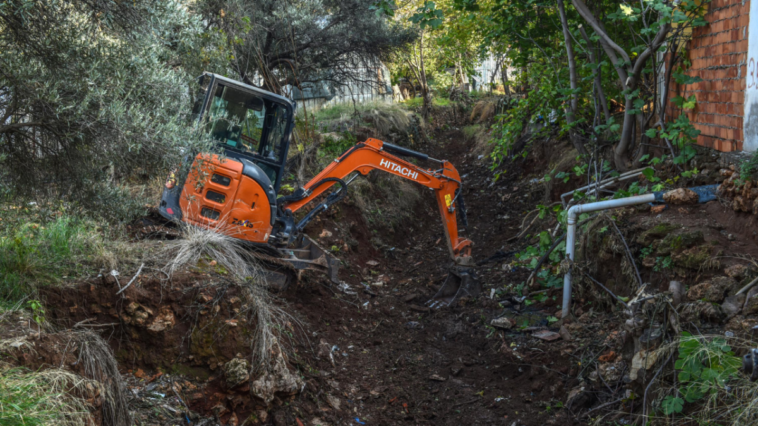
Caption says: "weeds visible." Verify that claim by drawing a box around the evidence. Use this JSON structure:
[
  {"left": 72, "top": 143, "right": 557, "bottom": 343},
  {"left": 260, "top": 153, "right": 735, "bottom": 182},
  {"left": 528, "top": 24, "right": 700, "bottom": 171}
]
[
  {"left": 74, "top": 331, "right": 131, "bottom": 426},
  {"left": 0, "top": 213, "right": 113, "bottom": 308},
  {"left": 314, "top": 101, "right": 412, "bottom": 133},
  {"left": 649, "top": 333, "right": 758, "bottom": 425},
  {"left": 161, "top": 220, "right": 263, "bottom": 282},
  {"left": 0, "top": 363, "right": 95, "bottom": 426}
]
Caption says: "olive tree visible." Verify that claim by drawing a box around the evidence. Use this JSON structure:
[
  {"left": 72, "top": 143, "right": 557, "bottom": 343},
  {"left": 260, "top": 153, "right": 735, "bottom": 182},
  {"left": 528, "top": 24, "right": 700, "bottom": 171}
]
[
  {"left": 197, "top": 0, "right": 416, "bottom": 94},
  {"left": 0, "top": 0, "right": 223, "bottom": 219}
]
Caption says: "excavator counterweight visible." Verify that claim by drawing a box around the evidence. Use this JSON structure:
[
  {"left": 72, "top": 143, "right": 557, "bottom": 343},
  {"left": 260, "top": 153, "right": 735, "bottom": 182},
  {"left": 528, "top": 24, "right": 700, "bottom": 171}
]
[{"left": 158, "top": 72, "right": 477, "bottom": 304}]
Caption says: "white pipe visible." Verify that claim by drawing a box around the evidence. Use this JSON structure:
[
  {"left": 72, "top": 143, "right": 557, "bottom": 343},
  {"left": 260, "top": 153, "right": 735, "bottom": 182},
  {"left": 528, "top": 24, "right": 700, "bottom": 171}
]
[{"left": 562, "top": 192, "right": 661, "bottom": 318}]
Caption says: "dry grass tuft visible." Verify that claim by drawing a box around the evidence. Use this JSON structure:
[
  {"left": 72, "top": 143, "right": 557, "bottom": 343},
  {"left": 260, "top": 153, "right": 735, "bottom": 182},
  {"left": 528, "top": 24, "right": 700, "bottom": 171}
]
[
  {"left": 161, "top": 220, "right": 263, "bottom": 283},
  {"left": 361, "top": 104, "right": 413, "bottom": 136},
  {"left": 463, "top": 124, "right": 493, "bottom": 157},
  {"left": 160, "top": 221, "right": 297, "bottom": 370},
  {"left": 73, "top": 331, "right": 130, "bottom": 426},
  {"left": 470, "top": 100, "right": 497, "bottom": 124}
]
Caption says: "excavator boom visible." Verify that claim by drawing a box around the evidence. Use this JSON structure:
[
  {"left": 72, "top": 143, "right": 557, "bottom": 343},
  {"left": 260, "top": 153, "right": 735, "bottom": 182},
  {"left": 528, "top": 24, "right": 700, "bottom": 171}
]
[{"left": 283, "top": 138, "right": 472, "bottom": 265}]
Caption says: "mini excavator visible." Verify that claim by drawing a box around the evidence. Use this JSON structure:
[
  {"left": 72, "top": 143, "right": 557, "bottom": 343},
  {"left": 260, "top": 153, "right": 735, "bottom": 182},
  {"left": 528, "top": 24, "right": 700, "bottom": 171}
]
[{"left": 159, "top": 73, "right": 478, "bottom": 304}]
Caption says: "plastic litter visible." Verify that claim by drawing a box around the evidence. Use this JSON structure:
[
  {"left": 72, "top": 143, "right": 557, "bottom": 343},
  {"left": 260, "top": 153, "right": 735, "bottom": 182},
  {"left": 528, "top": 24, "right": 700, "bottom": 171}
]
[{"left": 690, "top": 184, "right": 720, "bottom": 203}]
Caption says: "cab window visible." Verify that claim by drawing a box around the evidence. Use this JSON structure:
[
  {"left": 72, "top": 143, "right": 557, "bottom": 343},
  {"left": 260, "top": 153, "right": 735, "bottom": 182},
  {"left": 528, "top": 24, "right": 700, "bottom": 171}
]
[{"left": 207, "top": 84, "right": 265, "bottom": 154}]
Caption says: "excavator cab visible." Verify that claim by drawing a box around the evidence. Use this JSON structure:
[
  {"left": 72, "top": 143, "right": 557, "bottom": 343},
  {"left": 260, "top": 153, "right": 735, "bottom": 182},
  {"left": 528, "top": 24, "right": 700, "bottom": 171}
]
[
  {"left": 160, "top": 73, "right": 339, "bottom": 287},
  {"left": 192, "top": 73, "right": 293, "bottom": 190}
]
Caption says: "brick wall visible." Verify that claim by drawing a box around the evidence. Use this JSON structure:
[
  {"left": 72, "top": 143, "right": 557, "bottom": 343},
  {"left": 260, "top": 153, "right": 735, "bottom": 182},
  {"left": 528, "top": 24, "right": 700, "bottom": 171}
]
[{"left": 668, "top": 0, "right": 749, "bottom": 152}]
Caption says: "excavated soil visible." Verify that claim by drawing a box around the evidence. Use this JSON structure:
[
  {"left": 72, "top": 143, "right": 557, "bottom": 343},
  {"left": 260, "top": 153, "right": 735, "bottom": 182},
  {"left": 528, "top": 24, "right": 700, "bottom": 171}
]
[{"left": 11, "top": 123, "right": 758, "bottom": 425}]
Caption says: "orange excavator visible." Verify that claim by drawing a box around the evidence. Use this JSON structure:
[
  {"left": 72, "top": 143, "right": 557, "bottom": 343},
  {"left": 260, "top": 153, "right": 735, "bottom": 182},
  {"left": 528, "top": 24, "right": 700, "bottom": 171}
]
[{"left": 159, "top": 73, "right": 477, "bottom": 303}]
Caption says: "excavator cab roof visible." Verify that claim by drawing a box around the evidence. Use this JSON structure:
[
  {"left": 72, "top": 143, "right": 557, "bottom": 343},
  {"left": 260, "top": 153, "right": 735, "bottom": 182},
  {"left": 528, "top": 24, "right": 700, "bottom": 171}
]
[{"left": 192, "top": 73, "right": 295, "bottom": 191}]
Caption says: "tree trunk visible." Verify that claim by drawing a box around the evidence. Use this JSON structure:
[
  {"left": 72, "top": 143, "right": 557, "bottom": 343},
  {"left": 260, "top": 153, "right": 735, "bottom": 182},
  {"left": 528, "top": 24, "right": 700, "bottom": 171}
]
[
  {"left": 579, "top": 26, "right": 610, "bottom": 124},
  {"left": 572, "top": 0, "right": 669, "bottom": 171},
  {"left": 557, "top": 0, "right": 586, "bottom": 155},
  {"left": 501, "top": 58, "right": 511, "bottom": 96},
  {"left": 615, "top": 95, "right": 637, "bottom": 170},
  {"left": 419, "top": 33, "right": 431, "bottom": 120}
]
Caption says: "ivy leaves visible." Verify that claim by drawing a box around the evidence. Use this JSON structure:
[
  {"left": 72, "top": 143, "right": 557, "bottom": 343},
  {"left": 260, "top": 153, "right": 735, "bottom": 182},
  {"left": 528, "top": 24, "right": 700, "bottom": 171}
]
[
  {"left": 410, "top": 1, "right": 445, "bottom": 29},
  {"left": 670, "top": 332, "right": 741, "bottom": 409},
  {"left": 370, "top": 0, "right": 396, "bottom": 17}
]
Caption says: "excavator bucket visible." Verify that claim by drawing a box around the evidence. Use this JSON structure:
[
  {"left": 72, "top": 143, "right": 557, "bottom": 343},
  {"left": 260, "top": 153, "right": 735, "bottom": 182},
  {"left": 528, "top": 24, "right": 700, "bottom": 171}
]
[{"left": 427, "top": 267, "right": 481, "bottom": 308}]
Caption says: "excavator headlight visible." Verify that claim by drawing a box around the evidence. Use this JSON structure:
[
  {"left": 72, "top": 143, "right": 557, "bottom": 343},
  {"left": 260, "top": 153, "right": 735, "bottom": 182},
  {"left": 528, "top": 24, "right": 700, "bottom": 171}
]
[{"left": 165, "top": 169, "right": 177, "bottom": 189}]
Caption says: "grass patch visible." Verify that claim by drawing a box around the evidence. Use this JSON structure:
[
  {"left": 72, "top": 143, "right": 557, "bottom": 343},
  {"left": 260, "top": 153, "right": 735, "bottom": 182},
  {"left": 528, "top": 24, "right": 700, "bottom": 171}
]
[
  {"left": 313, "top": 103, "right": 358, "bottom": 122},
  {"left": 463, "top": 124, "right": 483, "bottom": 139},
  {"left": 402, "top": 97, "right": 452, "bottom": 108},
  {"left": 0, "top": 364, "right": 94, "bottom": 426},
  {"left": 161, "top": 223, "right": 296, "bottom": 371},
  {"left": 0, "top": 208, "right": 127, "bottom": 308}
]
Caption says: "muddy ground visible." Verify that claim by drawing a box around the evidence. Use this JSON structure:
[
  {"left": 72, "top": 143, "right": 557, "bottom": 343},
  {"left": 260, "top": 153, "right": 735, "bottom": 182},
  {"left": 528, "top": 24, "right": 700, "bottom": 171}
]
[{"left": 5, "top": 115, "right": 758, "bottom": 426}]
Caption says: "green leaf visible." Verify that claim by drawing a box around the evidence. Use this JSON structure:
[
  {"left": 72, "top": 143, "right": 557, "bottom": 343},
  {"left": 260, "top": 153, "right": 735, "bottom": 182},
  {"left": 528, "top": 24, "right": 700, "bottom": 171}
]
[{"left": 661, "top": 396, "right": 684, "bottom": 415}]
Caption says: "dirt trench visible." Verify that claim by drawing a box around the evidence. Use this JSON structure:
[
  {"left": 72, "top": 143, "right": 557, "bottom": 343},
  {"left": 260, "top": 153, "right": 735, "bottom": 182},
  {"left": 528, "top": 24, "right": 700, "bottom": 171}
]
[
  {"left": 18, "top": 123, "right": 757, "bottom": 425},
  {"left": 9, "top": 125, "right": 579, "bottom": 426}
]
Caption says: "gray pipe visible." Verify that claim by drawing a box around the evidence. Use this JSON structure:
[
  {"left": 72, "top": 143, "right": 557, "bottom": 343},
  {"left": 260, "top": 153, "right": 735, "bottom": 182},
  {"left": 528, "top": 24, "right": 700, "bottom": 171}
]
[
  {"left": 560, "top": 185, "right": 720, "bottom": 318},
  {"left": 562, "top": 192, "right": 663, "bottom": 318}
]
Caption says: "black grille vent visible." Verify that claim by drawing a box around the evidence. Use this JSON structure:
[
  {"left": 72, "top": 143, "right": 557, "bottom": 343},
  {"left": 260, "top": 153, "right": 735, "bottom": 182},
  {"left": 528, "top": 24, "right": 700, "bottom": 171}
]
[
  {"left": 200, "top": 208, "right": 220, "bottom": 220},
  {"left": 206, "top": 190, "right": 226, "bottom": 204},
  {"left": 211, "top": 174, "right": 231, "bottom": 186}
]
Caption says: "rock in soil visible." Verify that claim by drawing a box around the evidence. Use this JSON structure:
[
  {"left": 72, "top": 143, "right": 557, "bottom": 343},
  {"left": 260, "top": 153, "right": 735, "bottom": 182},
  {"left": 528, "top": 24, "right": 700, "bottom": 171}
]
[
  {"left": 491, "top": 316, "right": 514, "bottom": 329},
  {"left": 663, "top": 188, "right": 699, "bottom": 204}
]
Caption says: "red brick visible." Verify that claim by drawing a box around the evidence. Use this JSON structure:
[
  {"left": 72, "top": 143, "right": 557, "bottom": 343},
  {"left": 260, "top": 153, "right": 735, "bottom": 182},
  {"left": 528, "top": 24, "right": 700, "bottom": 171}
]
[{"left": 738, "top": 14, "right": 749, "bottom": 28}]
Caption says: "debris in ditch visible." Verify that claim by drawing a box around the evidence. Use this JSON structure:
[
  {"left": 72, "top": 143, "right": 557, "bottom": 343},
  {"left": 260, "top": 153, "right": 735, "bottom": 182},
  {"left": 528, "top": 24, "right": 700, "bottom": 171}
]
[
  {"left": 251, "top": 350, "right": 304, "bottom": 405},
  {"left": 337, "top": 281, "right": 358, "bottom": 295},
  {"left": 429, "top": 374, "right": 446, "bottom": 381},
  {"left": 532, "top": 330, "right": 561, "bottom": 341},
  {"left": 558, "top": 325, "right": 572, "bottom": 341},
  {"left": 663, "top": 188, "right": 699, "bottom": 204},
  {"left": 327, "top": 394, "right": 342, "bottom": 410}
]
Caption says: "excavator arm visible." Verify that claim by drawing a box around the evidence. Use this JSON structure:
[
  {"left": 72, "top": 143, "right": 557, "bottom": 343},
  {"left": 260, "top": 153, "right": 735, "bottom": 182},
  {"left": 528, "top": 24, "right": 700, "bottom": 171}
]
[{"left": 282, "top": 138, "right": 473, "bottom": 265}]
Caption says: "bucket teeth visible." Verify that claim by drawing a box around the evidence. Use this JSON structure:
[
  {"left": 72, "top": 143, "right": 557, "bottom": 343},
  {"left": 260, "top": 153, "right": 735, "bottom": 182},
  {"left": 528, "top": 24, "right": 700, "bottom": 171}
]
[{"left": 427, "top": 267, "right": 481, "bottom": 308}]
